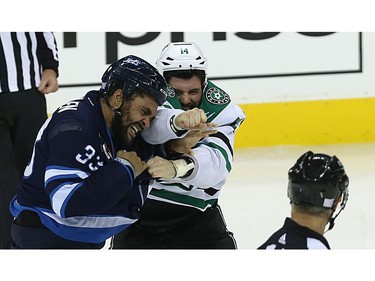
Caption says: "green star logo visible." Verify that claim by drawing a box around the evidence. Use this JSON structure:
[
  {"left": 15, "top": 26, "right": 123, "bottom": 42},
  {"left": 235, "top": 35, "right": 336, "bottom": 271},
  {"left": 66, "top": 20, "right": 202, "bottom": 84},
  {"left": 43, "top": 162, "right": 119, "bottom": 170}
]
[{"left": 206, "top": 88, "right": 230, "bottom": 105}]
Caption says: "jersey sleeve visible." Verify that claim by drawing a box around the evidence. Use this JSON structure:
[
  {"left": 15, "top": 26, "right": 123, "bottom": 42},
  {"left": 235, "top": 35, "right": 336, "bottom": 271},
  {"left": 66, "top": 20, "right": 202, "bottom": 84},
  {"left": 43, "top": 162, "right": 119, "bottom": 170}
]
[
  {"left": 36, "top": 32, "right": 59, "bottom": 76},
  {"left": 166, "top": 102, "right": 246, "bottom": 187},
  {"left": 141, "top": 106, "right": 186, "bottom": 144}
]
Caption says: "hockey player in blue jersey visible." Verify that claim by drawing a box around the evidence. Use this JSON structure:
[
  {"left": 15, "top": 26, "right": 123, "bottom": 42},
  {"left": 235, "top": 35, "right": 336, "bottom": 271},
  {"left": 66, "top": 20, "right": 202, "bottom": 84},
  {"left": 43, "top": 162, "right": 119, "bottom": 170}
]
[{"left": 9, "top": 55, "right": 185, "bottom": 249}]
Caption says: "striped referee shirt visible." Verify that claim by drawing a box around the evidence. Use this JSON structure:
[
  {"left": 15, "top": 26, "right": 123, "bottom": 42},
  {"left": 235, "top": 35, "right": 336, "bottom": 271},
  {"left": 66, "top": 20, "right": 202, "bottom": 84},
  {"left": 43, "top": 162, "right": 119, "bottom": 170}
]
[
  {"left": 257, "top": 218, "right": 331, "bottom": 249},
  {"left": 0, "top": 32, "right": 58, "bottom": 93}
]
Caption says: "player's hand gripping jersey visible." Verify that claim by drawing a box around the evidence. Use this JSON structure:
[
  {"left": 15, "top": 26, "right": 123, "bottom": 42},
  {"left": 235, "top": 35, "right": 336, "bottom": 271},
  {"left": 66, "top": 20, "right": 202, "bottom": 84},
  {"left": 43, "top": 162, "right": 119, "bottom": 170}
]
[{"left": 10, "top": 91, "right": 154, "bottom": 243}]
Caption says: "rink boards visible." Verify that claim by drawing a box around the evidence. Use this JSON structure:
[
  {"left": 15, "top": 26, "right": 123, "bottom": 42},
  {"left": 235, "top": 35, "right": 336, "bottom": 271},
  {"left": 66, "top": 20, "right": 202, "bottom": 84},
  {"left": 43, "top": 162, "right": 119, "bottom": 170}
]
[{"left": 235, "top": 96, "right": 375, "bottom": 148}]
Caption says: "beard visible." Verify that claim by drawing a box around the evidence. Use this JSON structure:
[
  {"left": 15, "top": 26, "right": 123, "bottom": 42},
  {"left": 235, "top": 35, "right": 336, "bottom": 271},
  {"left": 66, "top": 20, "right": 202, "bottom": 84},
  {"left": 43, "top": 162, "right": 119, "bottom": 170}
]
[
  {"left": 111, "top": 111, "right": 144, "bottom": 148},
  {"left": 111, "top": 112, "right": 131, "bottom": 147}
]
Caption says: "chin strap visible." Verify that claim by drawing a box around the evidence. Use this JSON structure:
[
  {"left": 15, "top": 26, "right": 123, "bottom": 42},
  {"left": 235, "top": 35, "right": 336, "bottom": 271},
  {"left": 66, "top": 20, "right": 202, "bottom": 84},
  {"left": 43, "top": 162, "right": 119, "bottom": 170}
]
[
  {"left": 104, "top": 96, "right": 123, "bottom": 116},
  {"left": 325, "top": 191, "right": 349, "bottom": 233},
  {"left": 326, "top": 218, "right": 335, "bottom": 233},
  {"left": 325, "top": 205, "right": 345, "bottom": 233}
]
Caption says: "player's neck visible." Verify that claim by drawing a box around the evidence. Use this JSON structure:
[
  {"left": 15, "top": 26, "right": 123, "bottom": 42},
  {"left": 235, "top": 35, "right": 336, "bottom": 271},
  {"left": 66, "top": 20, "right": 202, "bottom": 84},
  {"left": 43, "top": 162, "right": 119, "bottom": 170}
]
[{"left": 291, "top": 212, "right": 328, "bottom": 235}]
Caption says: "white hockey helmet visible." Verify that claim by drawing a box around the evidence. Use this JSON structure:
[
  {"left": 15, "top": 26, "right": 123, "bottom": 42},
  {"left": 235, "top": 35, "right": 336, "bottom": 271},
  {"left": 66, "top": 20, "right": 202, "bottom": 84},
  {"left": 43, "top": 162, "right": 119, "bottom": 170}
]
[{"left": 156, "top": 42, "right": 208, "bottom": 76}]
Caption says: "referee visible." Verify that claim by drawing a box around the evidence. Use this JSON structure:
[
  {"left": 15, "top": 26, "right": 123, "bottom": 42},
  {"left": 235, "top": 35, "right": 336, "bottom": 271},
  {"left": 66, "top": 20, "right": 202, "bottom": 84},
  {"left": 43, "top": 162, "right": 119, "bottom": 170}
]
[
  {"left": 0, "top": 32, "right": 59, "bottom": 248},
  {"left": 257, "top": 151, "right": 349, "bottom": 249}
]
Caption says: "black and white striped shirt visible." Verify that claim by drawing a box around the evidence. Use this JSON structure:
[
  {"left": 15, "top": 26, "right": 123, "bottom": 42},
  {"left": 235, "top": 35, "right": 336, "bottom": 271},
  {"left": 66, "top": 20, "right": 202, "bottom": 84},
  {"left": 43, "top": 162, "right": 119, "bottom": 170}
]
[
  {"left": 257, "top": 218, "right": 331, "bottom": 249},
  {"left": 0, "top": 32, "right": 58, "bottom": 93}
]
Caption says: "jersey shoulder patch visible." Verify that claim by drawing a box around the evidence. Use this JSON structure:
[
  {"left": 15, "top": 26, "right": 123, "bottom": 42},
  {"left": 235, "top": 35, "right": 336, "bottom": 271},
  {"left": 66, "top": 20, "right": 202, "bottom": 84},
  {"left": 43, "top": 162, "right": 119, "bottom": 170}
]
[{"left": 205, "top": 81, "right": 230, "bottom": 105}]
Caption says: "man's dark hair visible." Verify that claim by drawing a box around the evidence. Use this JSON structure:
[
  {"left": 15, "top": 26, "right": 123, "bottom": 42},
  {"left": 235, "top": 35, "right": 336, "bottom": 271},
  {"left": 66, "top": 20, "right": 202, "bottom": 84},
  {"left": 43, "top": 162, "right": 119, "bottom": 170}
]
[{"left": 163, "top": 69, "right": 206, "bottom": 90}]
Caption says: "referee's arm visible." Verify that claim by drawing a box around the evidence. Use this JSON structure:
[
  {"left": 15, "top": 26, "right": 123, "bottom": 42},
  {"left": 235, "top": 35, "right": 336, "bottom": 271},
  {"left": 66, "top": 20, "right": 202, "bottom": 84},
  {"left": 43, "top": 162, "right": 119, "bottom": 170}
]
[{"left": 36, "top": 32, "right": 59, "bottom": 94}]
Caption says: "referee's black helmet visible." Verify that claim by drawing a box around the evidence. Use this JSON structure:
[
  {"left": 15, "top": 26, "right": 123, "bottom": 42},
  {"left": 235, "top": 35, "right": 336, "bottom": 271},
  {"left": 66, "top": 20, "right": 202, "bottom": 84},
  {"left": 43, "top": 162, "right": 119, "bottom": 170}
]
[
  {"left": 287, "top": 151, "right": 349, "bottom": 210},
  {"left": 100, "top": 55, "right": 168, "bottom": 106}
]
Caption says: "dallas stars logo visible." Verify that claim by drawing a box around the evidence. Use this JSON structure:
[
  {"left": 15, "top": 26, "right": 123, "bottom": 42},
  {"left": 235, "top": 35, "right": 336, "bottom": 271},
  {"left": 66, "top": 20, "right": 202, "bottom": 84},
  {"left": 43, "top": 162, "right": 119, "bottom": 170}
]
[
  {"left": 167, "top": 85, "right": 175, "bottom": 97},
  {"left": 206, "top": 87, "right": 230, "bottom": 105}
]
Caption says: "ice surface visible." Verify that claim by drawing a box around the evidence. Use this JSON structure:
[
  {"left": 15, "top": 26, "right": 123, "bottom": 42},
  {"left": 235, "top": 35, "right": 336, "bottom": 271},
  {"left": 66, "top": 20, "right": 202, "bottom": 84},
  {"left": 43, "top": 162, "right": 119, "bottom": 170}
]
[{"left": 221, "top": 142, "right": 375, "bottom": 249}]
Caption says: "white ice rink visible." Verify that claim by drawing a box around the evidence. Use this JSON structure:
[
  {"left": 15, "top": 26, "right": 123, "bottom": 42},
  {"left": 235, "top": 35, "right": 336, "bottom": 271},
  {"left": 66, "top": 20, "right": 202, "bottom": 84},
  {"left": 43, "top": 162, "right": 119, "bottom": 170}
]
[{"left": 220, "top": 142, "right": 375, "bottom": 249}]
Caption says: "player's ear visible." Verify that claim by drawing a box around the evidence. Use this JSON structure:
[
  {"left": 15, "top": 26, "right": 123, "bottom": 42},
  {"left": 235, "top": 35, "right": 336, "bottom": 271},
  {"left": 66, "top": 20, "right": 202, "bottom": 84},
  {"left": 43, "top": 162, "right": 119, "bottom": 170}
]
[{"left": 110, "top": 89, "right": 123, "bottom": 109}]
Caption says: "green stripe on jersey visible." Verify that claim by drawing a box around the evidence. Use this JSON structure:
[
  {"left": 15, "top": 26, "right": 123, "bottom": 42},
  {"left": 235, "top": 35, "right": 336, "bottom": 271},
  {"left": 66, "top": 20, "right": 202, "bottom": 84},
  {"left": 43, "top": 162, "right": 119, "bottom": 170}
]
[
  {"left": 149, "top": 189, "right": 217, "bottom": 210},
  {"left": 156, "top": 181, "right": 194, "bottom": 191},
  {"left": 200, "top": 142, "right": 232, "bottom": 172}
]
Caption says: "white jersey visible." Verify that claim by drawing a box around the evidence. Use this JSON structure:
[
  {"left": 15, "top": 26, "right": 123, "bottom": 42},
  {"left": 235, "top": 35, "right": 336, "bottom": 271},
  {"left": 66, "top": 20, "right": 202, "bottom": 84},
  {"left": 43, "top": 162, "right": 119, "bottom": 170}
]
[{"left": 142, "top": 80, "right": 246, "bottom": 211}]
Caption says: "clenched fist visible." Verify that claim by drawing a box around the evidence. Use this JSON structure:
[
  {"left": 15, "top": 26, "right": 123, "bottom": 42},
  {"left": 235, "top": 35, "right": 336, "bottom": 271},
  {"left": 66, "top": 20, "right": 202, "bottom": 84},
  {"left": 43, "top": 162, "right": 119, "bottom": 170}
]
[
  {"left": 116, "top": 150, "right": 147, "bottom": 177},
  {"left": 147, "top": 156, "right": 176, "bottom": 179},
  {"left": 38, "top": 69, "right": 59, "bottom": 94},
  {"left": 174, "top": 108, "right": 217, "bottom": 130}
]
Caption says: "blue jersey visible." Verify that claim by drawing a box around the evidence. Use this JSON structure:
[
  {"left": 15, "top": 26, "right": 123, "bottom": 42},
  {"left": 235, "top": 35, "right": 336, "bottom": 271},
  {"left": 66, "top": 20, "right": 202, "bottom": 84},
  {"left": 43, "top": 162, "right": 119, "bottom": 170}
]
[{"left": 10, "top": 90, "right": 154, "bottom": 244}]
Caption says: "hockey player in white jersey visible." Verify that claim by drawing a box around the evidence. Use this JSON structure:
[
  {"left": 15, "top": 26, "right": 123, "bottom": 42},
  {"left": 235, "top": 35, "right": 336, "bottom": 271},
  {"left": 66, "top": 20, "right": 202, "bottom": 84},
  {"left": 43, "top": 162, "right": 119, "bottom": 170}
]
[{"left": 112, "top": 42, "right": 246, "bottom": 249}]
